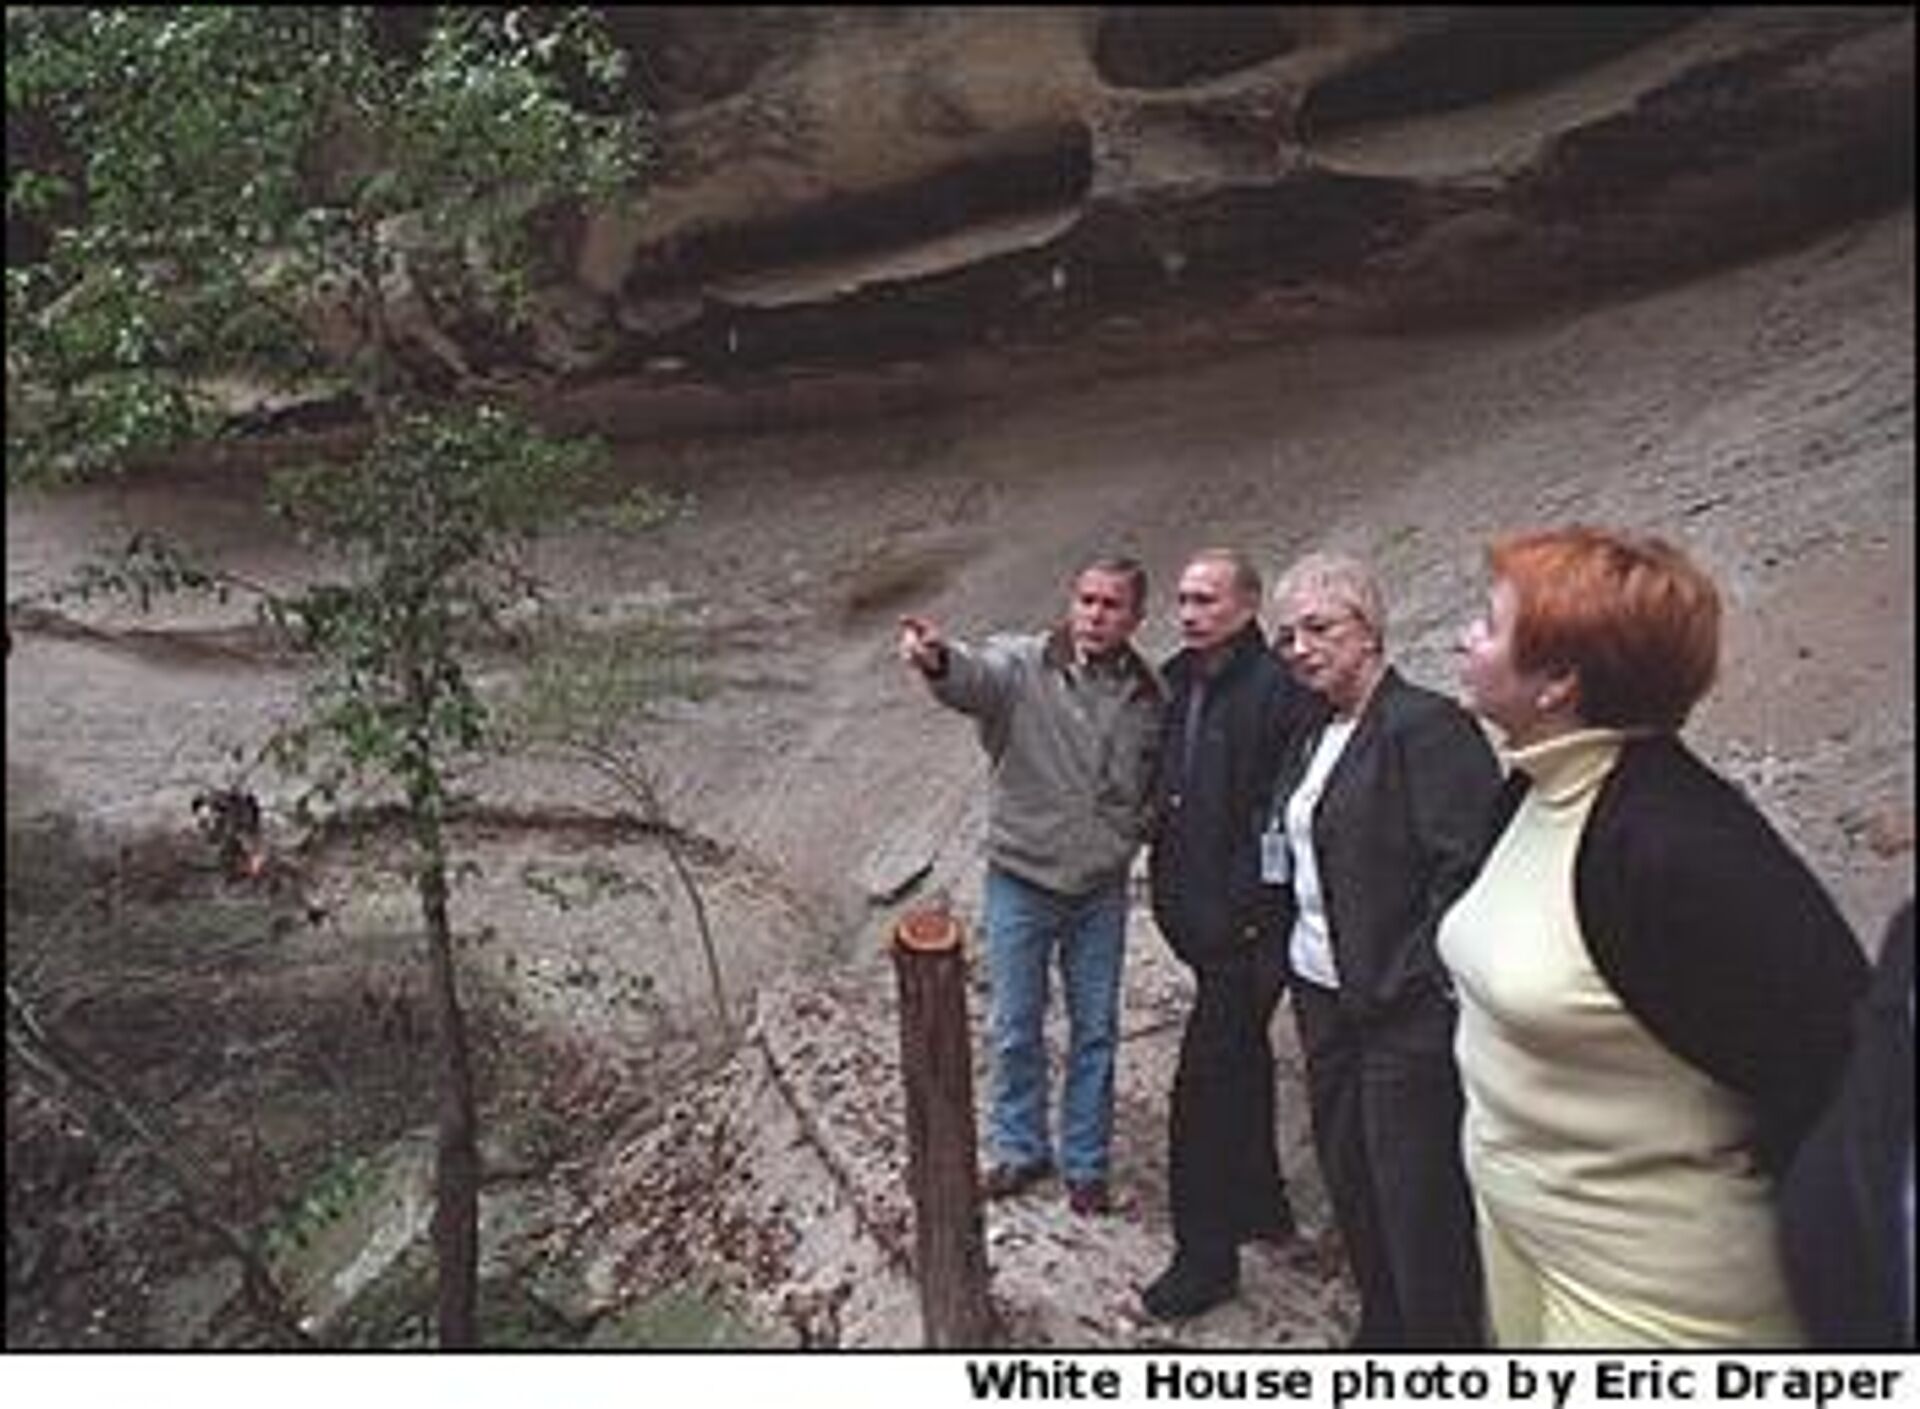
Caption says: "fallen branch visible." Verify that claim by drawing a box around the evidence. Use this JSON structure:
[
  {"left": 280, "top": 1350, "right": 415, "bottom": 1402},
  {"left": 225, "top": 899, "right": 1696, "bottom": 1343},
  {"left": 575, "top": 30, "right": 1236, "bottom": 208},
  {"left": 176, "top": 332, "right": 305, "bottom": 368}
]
[{"left": 752, "top": 1029, "right": 914, "bottom": 1277}]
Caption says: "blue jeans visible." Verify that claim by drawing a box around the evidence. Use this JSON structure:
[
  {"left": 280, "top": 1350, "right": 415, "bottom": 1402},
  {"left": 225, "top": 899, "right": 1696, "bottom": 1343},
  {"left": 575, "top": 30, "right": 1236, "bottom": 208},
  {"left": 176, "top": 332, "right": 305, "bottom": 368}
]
[{"left": 982, "top": 864, "right": 1129, "bottom": 1184}]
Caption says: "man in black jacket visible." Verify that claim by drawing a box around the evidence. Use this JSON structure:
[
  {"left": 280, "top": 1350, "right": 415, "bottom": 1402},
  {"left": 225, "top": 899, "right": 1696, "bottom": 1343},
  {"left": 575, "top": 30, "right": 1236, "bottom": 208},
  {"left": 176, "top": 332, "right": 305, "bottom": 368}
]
[
  {"left": 1779, "top": 900, "right": 1914, "bottom": 1347},
  {"left": 1142, "top": 547, "right": 1312, "bottom": 1320}
]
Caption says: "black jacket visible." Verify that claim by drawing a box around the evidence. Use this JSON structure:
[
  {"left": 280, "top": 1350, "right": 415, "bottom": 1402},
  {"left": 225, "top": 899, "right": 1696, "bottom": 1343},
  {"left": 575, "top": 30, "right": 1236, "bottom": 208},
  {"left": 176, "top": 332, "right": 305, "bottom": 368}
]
[
  {"left": 1486, "top": 732, "right": 1870, "bottom": 1175},
  {"left": 1149, "top": 621, "right": 1309, "bottom": 967},
  {"left": 1778, "top": 901, "right": 1914, "bottom": 1348},
  {"left": 1263, "top": 668, "right": 1502, "bottom": 1026}
]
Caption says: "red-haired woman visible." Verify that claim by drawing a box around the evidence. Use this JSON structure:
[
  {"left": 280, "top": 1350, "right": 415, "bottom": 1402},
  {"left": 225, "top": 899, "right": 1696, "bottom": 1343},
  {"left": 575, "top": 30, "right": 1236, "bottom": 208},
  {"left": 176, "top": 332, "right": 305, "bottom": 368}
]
[{"left": 1438, "top": 525, "right": 1868, "bottom": 1346}]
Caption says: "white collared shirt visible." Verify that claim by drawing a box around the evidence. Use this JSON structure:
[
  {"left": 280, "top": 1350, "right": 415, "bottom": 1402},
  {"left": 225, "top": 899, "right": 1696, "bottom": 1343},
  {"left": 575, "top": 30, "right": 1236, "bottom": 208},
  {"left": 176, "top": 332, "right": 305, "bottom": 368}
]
[{"left": 1285, "top": 716, "right": 1358, "bottom": 989}]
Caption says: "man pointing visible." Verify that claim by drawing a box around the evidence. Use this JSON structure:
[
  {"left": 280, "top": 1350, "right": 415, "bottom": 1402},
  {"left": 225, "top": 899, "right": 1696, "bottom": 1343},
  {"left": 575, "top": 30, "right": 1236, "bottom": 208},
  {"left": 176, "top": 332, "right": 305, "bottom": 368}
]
[{"left": 900, "top": 556, "right": 1165, "bottom": 1215}]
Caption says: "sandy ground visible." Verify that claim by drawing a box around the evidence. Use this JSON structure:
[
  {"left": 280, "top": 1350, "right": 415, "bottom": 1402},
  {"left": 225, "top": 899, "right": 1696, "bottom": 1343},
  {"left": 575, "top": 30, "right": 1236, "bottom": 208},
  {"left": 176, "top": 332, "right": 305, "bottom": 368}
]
[{"left": 6, "top": 204, "right": 1912, "bottom": 1348}]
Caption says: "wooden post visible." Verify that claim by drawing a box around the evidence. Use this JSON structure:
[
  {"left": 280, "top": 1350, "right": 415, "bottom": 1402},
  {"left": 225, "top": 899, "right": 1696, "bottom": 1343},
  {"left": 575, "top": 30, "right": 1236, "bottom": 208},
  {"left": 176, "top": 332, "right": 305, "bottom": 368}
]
[{"left": 892, "top": 904, "right": 998, "bottom": 1348}]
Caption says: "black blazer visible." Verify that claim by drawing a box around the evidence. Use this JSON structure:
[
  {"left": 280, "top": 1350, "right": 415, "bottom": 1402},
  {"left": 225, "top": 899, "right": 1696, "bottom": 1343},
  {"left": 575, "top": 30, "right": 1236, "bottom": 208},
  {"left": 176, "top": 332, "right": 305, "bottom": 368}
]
[
  {"left": 1778, "top": 901, "right": 1914, "bottom": 1347},
  {"left": 1485, "top": 732, "right": 1870, "bottom": 1174},
  {"left": 1264, "top": 668, "right": 1501, "bottom": 1027},
  {"left": 1149, "top": 621, "right": 1310, "bottom": 967}
]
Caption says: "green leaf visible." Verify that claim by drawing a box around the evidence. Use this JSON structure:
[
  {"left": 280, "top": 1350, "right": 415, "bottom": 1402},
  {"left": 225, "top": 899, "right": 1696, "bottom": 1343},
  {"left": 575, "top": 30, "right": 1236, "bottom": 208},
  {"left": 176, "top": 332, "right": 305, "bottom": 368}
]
[{"left": 8, "top": 5, "right": 647, "bottom": 486}]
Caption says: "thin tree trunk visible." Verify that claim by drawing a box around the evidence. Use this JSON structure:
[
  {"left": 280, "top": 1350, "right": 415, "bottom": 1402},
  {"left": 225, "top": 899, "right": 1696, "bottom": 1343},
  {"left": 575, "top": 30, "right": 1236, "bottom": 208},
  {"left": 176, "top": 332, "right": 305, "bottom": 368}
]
[
  {"left": 418, "top": 812, "right": 480, "bottom": 1348},
  {"left": 407, "top": 692, "right": 481, "bottom": 1349},
  {"left": 561, "top": 740, "right": 732, "bottom": 1036}
]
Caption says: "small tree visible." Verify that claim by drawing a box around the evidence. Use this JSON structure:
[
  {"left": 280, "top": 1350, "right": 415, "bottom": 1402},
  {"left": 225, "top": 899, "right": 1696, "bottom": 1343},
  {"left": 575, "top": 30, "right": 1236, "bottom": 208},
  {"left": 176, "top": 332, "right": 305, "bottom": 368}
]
[
  {"left": 262, "top": 406, "right": 601, "bottom": 1346},
  {"left": 8, "top": 6, "right": 646, "bottom": 1346},
  {"left": 502, "top": 603, "right": 735, "bottom": 1039}
]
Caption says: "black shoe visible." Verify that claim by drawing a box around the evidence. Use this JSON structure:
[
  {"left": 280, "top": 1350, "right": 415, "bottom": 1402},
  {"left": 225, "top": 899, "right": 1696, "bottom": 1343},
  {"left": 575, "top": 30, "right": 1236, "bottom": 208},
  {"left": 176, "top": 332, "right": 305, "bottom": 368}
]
[
  {"left": 981, "top": 1160, "right": 1053, "bottom": 1200},
  {"left": 1140, "top": 1257, "right": 1238, "bottom": 1321}
]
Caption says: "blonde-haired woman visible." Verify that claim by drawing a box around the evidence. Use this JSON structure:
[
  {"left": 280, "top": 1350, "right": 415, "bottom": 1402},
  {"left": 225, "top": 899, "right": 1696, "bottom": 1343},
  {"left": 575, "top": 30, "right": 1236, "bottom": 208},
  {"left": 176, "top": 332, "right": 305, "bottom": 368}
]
[
  {"left": 1267, "top": 550, "right": 1498, "bottom": 1347},
  {"left": 1439, "top": 525, "right": 1869, "bottom": 1346}
]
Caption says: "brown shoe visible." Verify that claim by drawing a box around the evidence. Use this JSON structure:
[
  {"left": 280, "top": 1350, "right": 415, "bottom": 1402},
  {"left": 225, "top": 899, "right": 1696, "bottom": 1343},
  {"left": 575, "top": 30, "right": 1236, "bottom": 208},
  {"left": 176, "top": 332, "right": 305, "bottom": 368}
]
[
  {"left": 1066, "top": 1180, "right": 1111, "bottom": 1216},
  {"left": 981, "top": 1160, "right": 1052, "bottom": 1200}
]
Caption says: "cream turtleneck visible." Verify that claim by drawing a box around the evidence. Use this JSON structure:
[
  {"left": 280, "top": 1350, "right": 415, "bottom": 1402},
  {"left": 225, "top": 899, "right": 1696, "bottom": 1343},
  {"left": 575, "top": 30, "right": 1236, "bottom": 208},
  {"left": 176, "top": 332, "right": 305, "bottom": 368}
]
[{"left": 1437, "top": 727, "right": 1803, "bottom": 1346}]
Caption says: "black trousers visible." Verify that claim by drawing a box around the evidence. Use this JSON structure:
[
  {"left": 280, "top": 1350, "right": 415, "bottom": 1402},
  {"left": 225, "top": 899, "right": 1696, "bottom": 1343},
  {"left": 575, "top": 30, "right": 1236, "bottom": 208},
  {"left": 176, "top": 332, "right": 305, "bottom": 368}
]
[
  {"left": 1291, "top": 979, "right": 1484, "bottom": 1347},
  {"left": 1167, "top": 945, "right": 1290, "bottom": 1275}
]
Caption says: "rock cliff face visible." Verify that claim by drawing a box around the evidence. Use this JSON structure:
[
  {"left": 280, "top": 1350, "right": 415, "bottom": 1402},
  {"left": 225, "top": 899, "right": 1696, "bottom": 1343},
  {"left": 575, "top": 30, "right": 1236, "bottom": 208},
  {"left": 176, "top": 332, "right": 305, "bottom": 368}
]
[{"left": 397, "top": 6, "right": 1911, "bottom": 415}]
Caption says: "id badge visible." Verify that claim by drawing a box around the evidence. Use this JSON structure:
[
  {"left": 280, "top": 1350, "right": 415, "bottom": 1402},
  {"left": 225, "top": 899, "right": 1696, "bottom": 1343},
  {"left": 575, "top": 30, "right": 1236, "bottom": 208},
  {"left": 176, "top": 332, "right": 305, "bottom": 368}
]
[{"left": 1260, "top": 826, "right": 1291, "bottom": 886}]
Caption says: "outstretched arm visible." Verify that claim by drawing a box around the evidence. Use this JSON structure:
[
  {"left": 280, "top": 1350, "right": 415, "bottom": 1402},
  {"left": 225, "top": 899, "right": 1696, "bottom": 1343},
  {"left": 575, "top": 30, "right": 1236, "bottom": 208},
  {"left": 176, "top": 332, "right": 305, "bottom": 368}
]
[{"left": 900, "top": 615, "right": 1022, "bottom": 730}]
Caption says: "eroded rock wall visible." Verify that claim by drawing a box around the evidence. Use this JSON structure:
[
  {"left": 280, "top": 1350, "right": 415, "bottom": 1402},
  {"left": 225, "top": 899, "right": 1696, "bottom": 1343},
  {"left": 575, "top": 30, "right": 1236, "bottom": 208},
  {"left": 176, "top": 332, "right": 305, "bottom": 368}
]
[{"left": 384, "top": 7, "right": 1912, "bottom": 412}]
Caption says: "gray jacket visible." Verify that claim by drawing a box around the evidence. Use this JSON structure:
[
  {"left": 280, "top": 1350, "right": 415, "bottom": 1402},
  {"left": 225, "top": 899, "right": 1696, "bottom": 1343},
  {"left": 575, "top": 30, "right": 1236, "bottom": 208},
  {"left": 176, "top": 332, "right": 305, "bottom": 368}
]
[{"left": 927, "top": 625, "right": 1164, "bottom": 896}]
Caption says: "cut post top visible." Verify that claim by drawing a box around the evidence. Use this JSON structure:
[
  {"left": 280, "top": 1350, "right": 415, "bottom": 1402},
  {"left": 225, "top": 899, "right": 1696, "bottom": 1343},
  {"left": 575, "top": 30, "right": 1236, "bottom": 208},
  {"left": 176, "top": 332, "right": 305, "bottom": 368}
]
[{"left": 894, "top": 907, "right": 962, "bottom": 954}]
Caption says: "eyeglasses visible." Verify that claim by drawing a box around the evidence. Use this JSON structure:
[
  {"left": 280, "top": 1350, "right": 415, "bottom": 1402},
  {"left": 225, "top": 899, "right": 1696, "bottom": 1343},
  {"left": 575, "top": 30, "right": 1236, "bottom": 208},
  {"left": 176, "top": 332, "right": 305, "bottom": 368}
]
[{"left": 1273, "top": 612, "right": 1359, "bottom": 650}]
